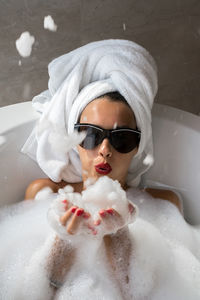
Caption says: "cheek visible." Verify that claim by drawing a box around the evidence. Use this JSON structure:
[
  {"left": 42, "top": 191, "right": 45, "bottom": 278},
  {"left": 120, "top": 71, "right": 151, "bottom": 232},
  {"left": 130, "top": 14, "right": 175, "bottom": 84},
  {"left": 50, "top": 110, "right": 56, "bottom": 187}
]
[
  {"left": 78, "top": 146, "right": 96, "bottom": 169},
  {"left": 117, "top": 155, "right": 132, "bottom": 169},
  {"left": 114, "top": 147, "right": 138, "bottom": 169},
  {"left": 126, "top": 147, "right": 138, "bottom": 165}
]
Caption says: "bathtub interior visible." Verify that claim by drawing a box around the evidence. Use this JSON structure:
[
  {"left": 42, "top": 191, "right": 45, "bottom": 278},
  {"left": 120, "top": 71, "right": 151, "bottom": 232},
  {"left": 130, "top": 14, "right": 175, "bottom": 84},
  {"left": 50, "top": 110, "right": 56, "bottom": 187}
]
[{"left": 0, "top": 102, "right": 200, "bottom": 225}]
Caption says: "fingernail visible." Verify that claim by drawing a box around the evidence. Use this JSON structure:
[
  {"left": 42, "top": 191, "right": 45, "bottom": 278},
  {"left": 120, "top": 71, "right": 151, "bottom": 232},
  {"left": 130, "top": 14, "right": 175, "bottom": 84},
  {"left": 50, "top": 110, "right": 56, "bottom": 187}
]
[
  {"left": 83, "top": 212, "right": 90, "bottom": 219},
  {"left": 71, "top": 207, "right": 77, "bottom": 213},
  {"left": 62, "top": 199, "right": 67, "bottom": 204},
  {"left": 106, "top": 208, "right": 114, "bottom": 215},
  {"left": 76, "top": 208, "right": 84, "bottom": 216},
  {"left": 99, "top": 210, "right": 106, "bottom": 217}
]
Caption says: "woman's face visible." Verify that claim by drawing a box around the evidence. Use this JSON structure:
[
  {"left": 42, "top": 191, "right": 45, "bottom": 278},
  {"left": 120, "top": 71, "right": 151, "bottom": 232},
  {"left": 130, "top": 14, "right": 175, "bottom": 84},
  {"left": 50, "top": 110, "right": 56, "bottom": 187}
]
[{"left": 78, "top": 97, "right": 138, "bottom": 189}]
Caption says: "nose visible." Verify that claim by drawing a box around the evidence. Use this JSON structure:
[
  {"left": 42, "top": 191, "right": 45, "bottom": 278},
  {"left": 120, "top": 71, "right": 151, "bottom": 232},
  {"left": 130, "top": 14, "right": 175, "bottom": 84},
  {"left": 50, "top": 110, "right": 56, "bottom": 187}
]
[{"left": 98, "top": 138, "right": 112, "bottom": 158}]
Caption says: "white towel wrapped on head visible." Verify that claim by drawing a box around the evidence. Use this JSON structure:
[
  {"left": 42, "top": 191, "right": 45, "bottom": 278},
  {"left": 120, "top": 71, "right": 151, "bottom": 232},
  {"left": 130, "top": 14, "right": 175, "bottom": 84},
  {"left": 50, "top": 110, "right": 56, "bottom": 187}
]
[{"left": 22, "top": 39, "right": 158, "bottom": 187}]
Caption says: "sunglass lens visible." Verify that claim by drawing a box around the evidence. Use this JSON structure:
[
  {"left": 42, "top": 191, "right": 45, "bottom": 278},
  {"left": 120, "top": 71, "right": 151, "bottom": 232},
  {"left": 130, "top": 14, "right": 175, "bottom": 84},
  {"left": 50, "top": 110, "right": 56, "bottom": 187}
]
[
  {"left": 75, "top": 124, "right": 140, "bottom": 153},
  {"left": 78, "top": 126, "right": 103, "bottom": 149},
  {"left": 111, "top": 131, "right": 140, "bottom": 153}
]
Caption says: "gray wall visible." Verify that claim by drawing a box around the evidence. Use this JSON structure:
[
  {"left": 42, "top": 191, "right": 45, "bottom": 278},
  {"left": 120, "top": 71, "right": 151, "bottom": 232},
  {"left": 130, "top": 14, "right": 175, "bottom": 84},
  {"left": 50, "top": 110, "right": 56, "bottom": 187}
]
[{"left": 0, "top": 0, "right": 200, "bottom": 115}]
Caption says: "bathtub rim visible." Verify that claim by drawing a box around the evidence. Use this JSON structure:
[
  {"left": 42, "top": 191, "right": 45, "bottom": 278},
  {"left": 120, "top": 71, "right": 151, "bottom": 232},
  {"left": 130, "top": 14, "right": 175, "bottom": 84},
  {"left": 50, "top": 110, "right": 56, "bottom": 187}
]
[{"left": 0, "top": 101, "right": 200, "bottom": 224}]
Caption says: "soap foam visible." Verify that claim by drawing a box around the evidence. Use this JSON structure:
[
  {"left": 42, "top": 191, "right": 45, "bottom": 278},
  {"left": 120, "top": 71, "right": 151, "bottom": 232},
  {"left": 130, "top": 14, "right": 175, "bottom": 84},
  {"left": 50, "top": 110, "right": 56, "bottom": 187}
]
[
  {"left": 0, "top": 198, "right": 53, "bottom": 299},
  {"left": 48, "top": 176, "right": 138, "bottom": 240},
  {"left": 36, "top": 117, "right": 86, "bottom": 155},
  {"left": 0, "top": 183, "right": 200, "bottom": 299},
  {"left": 143, "top": 153, "right": 154, "bottom": 166}
]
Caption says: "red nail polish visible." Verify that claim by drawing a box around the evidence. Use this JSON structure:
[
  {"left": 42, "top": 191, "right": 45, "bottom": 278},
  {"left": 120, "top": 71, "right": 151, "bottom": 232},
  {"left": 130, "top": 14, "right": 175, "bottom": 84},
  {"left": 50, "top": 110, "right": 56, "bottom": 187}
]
[
  {"left": 99, "top": 210, "right": 106, "bottom": 217},
  {"left": 106, "top": 209, "right": 114, "bottom": 215},
  {"left": 71, "top": 207, "right": 77, "bottom": 213},
  {"left": 76, "top": 209, "right": 84, "bottom": 216},
  {"left": 62, "top": 199, "right": 67, "bottom": 204},
  {"left": 83, "top": 212, "right": 90, "bottom": 219}
]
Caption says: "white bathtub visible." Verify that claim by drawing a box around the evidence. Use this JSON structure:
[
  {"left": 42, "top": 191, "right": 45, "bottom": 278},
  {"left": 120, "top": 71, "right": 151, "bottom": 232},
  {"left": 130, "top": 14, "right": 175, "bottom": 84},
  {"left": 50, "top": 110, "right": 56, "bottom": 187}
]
[{"left": 0, "top": 102, "right": 200, "bottom": 225}]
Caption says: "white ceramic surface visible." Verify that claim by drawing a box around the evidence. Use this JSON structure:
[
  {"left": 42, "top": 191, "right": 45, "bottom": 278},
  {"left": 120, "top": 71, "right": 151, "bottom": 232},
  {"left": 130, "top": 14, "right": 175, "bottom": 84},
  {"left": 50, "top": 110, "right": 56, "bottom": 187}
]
[
  {"left": 0, "top": 102, "right": 46, "bottom": 206},
  {"left": 0, "top": 102, "right": 200, "bottom": 224}
]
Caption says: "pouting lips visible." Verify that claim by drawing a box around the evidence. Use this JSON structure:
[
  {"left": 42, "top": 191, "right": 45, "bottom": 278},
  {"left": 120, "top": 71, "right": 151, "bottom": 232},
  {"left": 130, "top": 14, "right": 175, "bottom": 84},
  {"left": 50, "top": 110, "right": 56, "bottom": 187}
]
[{"left": 95, "top": 163, "right": 112, "bottom": 175}]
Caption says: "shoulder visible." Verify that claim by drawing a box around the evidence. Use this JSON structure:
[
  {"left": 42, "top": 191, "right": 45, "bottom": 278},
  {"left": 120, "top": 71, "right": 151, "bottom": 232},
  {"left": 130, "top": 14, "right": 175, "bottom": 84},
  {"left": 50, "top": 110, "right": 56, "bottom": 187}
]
[
  {"left": 25, "top": 178, "right": 59, "bottom": 200},
  {"left": 25, "top": 178, "right": 83, "bottom": 200},
  {"left": 145, "top": 188, "right": 182, "bottom": 213}
]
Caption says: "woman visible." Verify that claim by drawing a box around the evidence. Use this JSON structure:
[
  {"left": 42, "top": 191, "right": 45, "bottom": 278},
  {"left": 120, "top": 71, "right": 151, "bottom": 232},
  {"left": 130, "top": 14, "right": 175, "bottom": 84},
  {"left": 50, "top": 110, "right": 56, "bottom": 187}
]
[
  {"left": 25, "top": 93, "right": 181, "bottom": 292},
  {"left": 25, "top": 92, "right": 181, "bottom": 212},
  {"left": 23, "top": 40, "right": 181, "bottom": 295}
]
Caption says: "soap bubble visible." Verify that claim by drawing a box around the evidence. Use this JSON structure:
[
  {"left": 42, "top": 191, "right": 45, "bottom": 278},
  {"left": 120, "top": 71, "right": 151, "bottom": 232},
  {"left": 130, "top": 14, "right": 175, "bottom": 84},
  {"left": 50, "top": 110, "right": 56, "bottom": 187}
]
[
  {"left": 44, "top": 15, "right": 57, "bottom": 32},
  {"left": 15, "top": 31, "right": 35, "bottom": 57}
]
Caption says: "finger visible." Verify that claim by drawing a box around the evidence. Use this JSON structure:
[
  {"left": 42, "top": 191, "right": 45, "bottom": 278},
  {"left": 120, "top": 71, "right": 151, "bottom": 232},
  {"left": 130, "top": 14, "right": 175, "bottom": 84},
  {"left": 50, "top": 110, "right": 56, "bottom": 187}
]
[
  {"left": 62, "top": 199, "right": 69, "bottom": 210},
  {"left": 94, "top": 219, "right": 101, "bottom": 226},
  {"left": 100, "top": 208, "right": 120, "bottom": 218},
  {"left": 61, "top": 199, "right": 68, "bottom": 205},
  {"left": 60, "top": 206, "right": 77, "bottom": 226},
  {"left": 106, "top": 208, "right": 121, "bottom": 217},
  {"left": 99, "top": 209, "right": 106, "bottom": 217},
  {"left": 67, "top": 208, "right": 84, "bottom": 234},
  {"left": 107, "top": 209, "right": 123, "bottom": 225},
  {"left": 100, "top": 208, "right": 123, "bottom": 228},
  {"left": 83, "top": 212, "right": 91, "bottom": 219},
  {"left": 87, "top": 223, "right": 98, "bottom": 235}
]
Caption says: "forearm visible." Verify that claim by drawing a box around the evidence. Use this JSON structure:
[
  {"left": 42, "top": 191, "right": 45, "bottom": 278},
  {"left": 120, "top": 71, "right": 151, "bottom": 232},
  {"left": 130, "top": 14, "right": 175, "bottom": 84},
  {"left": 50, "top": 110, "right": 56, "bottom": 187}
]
[
  {"left": 104, "top": 227, "right": 132, "bottom": 276},
  {"left": 46, "top": 236, "right": 76, "bottom": 287},
  {"left": 25, "top": 178, "right": 58, "bottom": 200}
]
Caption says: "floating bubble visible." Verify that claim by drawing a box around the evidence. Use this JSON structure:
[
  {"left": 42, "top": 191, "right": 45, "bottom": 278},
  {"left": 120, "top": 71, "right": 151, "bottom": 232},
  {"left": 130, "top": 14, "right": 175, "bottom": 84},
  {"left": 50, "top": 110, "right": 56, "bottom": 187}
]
[
  {"left": 44, "top": 15, "right": 57, "bottom": 32},
  {"left": 143, "top": 153, "right": 154, "bottom": 166},
  {"left": 15, "top": 31, "right": 35, "bottom": 57}
]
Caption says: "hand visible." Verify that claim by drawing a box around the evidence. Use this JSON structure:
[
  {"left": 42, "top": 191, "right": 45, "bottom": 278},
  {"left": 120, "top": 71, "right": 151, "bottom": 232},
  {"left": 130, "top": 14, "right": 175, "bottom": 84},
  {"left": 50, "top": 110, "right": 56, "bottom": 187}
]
[
  {"left": 49, "top": 198, "right": 137, "bottom": 239},
  {"left": 93, "top": 202, "right": 137, "bottom": 235},
  {"left": 48, "top": 198, "right": 97, "bottom": 241},
  {"left": 59, "top": 200, "right": 93, "bottom": 235}
]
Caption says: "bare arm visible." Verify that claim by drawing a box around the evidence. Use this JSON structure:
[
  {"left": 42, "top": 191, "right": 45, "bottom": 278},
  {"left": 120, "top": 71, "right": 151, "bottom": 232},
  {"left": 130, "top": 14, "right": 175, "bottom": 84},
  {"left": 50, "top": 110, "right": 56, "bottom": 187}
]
[
  {"left": 25, "top": 178, "right": 82, "bottom": 200},
  {"left": 103, "top": 228, "right": 132, "bottom": 297},
  {"left": 145, "top": 188, "right": 182, "bottom": 213},
  {"left": 46, "top": 236, "right": 76, "bottom": 288},
  {"left": 25, "top": 178, "right": 59, "bottom": 200}
]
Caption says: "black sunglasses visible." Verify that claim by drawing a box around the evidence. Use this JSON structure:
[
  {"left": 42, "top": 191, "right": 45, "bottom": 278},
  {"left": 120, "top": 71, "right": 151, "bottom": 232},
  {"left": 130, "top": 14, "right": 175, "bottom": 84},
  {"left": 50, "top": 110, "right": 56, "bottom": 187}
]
[{"left": 74, "top": 123, "right": 141, "bottom": 154}]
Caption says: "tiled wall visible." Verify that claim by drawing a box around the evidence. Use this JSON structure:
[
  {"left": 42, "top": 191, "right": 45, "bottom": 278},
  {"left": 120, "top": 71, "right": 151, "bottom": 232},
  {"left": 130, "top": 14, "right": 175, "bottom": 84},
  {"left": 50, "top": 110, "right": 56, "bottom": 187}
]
[{"left": 0, "top": 0, "right": 200, "bottom": 115}]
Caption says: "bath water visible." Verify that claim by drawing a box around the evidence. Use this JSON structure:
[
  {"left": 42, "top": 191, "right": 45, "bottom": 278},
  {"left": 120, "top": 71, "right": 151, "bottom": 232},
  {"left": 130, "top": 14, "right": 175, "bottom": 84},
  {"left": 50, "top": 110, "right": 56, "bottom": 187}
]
[{"left": 0, "top": 178, "right": 200, "bottom": 299}]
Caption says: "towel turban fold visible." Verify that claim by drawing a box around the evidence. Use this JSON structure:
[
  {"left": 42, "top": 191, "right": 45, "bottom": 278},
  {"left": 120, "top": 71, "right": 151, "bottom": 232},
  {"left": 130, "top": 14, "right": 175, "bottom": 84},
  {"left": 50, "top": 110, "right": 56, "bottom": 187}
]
[{"left": 22, "top": 39, "right": 158, "bottom": 187}]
